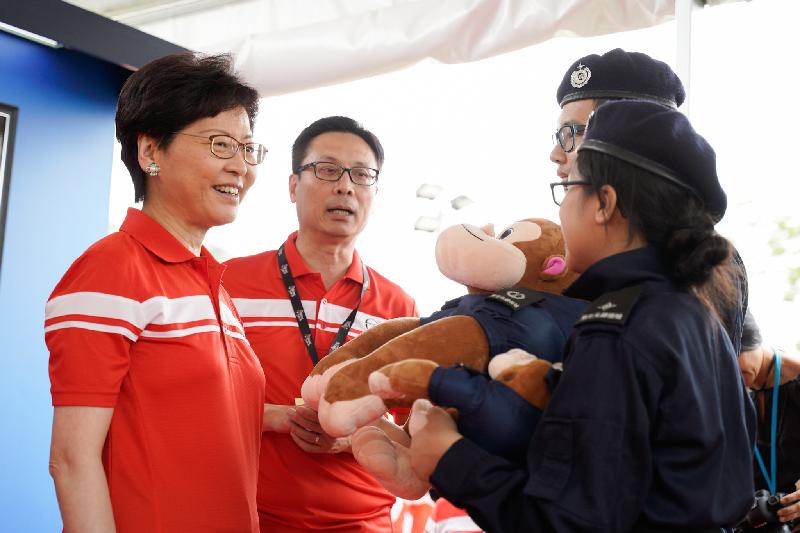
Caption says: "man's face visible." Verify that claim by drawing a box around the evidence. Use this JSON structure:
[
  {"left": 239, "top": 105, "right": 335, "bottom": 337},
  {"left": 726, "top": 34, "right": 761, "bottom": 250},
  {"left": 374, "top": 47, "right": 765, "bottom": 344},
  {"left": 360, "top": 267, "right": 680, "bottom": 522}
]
[
  {"left": 289, "top": 131, "right": 378, "bottom": 242},
  {"left": 549, "top": 99, "right": 595, "bottom": 179}
]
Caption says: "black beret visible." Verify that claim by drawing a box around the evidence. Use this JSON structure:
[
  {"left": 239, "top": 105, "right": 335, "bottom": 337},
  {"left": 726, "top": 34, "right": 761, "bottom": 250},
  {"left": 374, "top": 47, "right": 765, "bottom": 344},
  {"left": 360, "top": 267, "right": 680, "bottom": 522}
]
[
  {"left": 578, "top": 100, "right": 727, "bottom": 220},
  {"left": 557, "top": 48, "right": 685, "bottom": 109}
]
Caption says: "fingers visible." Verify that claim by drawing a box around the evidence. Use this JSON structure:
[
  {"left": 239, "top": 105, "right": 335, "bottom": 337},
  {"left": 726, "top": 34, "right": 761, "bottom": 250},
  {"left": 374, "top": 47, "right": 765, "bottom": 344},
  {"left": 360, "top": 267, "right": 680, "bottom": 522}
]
[
  {"left": 288, "top": 406, "right": 327, "bottom": 450},
  {"left": 779, "top": 485, "right": 800, "bottom": 523},
  {"left": 292, "top": 405, "right": 322, "bottom": 427},
  {"left": 408, "top": 399, "right": 462, "bottom": 482},
  {"left": 783, "top": 487, "right": 800, "bottom": 505},
  {"left": 408, "top": 399, "right": 433, "bottom": 437},
  {"left": 408, "top": 399, "right": 456, "bottom": 437},
  {"left": 289, "top": 423, "right": 343, "bottom": 454},
  {"left": 287, "top": 405, "right": 350, "bottom": 454},
  {"left": 290, "top": 430, "right": 323, "bottom": 453},
  {"left": 777, "top": 500, "right": 800, "bottom": 523}
]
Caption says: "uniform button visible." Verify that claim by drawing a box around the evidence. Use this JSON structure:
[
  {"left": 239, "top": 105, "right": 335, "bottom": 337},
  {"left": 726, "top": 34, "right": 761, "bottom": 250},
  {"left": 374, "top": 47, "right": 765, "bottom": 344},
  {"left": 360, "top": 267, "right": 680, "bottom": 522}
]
[{"left": 321, "top": 298, "right": 327, "bottom": 305}]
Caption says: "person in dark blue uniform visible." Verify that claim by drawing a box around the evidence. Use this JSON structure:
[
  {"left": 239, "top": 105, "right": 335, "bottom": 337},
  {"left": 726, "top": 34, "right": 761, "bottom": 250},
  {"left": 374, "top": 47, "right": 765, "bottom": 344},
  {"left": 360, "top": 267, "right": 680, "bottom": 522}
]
[
  {"left": 406, "top": 100, "right": 757, "bottom": 532},
  {"left": 550, "top": 48, "right": 749, "bottom": 354}
]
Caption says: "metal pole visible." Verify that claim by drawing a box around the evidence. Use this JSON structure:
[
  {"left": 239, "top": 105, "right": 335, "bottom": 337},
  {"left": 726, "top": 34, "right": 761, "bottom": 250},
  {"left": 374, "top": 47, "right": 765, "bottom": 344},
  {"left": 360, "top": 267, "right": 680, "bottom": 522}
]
[{"left": 675, "top": 0, "right": 695, "bottom": 116}]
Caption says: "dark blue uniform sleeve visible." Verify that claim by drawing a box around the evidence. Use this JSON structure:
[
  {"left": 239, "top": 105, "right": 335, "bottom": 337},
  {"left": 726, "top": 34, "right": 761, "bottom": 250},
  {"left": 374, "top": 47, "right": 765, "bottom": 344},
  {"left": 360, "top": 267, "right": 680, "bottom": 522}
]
[
  {"left": 430, "top": 333, "right": 660, "bottom": 533},
  {"left": 429, "top": 366, "right": 541, "bottom": 462}
]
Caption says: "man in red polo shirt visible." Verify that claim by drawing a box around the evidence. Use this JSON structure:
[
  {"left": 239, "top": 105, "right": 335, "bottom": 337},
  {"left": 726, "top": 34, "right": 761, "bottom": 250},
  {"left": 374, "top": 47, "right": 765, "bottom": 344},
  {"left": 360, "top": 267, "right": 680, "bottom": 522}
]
[{"left": 225, "top": 116, "right": 417, "bottom": 532}]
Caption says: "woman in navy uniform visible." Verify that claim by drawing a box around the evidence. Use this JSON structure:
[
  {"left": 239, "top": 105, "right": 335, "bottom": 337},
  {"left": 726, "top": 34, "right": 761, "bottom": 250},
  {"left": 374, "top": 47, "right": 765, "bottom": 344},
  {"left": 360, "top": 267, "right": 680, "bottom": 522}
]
[{"left": 406, "top": 100, "right": 756, "bottom": 532}]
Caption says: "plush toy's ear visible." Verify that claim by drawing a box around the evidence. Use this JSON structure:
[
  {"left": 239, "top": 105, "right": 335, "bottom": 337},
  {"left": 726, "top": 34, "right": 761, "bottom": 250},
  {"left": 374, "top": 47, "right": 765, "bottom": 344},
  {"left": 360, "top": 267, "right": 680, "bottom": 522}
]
[{"left": 541, "top": 255, "right": 567, "bottom": 277}]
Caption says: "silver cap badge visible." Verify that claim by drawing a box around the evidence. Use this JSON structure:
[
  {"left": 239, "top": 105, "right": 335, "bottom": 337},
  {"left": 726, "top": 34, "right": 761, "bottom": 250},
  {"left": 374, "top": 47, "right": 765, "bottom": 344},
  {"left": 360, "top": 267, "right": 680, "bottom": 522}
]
[{"left": 570, "top": 63, "right": 592, "bottom": 88}]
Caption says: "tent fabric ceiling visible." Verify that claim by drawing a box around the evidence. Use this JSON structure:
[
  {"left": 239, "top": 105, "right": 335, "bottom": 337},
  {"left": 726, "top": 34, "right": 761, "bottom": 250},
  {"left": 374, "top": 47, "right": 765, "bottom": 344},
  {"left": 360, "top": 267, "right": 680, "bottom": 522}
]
[{"left": 66, "top": 0, "right": 729, "bottom": 97}]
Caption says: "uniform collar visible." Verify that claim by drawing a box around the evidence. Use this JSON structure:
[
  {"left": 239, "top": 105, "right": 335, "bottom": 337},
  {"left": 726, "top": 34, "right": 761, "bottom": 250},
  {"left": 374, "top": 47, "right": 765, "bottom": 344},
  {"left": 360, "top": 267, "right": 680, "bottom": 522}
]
[
  {"left": 564, "top": 246, "right": 670, "bottom": 301},
  {"left": 281, "top": 231, "right": 365, "bottom": 284},
  {"left": 120, "top": 207, "right": 216, "bottom": 264}
]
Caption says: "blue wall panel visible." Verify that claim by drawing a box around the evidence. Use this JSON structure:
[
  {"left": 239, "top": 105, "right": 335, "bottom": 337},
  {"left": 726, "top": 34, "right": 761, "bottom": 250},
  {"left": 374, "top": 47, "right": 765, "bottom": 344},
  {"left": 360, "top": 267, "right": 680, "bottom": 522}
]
[{"left": 0, "top": 30, "right": 127, "bottom": 530}]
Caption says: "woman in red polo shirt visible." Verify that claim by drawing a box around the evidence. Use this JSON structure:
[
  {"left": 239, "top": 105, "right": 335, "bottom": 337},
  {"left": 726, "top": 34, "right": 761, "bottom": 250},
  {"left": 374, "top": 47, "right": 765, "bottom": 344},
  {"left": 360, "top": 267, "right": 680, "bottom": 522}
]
[{"left": 45, "top": 53, "right": 267, "bottom": 532}]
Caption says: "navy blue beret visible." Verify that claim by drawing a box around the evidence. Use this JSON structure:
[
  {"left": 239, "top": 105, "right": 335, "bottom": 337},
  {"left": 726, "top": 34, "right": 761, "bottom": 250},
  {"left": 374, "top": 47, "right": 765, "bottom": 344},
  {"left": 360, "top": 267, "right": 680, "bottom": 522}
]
[
  {"left": 557, "top": 48, "right": 685, "bottom": 109},
  {"left": 578, "top": 100, "right": 726, "bottom": 220}
]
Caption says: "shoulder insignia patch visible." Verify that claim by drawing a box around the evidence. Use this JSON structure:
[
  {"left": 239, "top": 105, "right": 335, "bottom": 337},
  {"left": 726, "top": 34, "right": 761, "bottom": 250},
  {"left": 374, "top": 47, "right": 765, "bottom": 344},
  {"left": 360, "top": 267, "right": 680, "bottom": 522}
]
[
  {"left": 577, "top": 285, "right": 643, "bottom": 326},
  {"left": 487, "top": 288, "right": 546, "bottom": 311}
]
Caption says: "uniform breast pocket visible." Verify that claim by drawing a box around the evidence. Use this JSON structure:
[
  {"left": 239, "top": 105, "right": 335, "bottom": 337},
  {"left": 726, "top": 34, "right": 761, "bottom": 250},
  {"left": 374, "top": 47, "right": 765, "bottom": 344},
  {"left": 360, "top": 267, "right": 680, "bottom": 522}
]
[
  {"left": 526, "top": 416, "right": 625, "bottom": 527},
  {"left": 526, "top": 418, "right": 573, "bottom": 500}
]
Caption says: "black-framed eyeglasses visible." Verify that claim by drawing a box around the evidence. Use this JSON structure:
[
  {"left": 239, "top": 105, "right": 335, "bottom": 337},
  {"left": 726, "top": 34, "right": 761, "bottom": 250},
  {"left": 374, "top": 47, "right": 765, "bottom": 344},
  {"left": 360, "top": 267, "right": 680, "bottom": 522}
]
[
  {"left": 175, "top": 132, "right": 268, "bottom": 165},
  {"left": 552, "top": 124, "right": 587, "bottom": 153},
  {"left": 296, "top": 161, "right": 379, "bottom": 187},
  {"left": 549, "top": 180, "right": 590, "bottom": 206}
]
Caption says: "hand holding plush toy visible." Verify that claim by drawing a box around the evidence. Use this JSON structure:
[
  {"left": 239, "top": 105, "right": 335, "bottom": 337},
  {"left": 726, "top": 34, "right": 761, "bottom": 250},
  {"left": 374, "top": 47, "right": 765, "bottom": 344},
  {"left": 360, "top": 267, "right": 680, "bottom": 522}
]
[
  {"left": 301, "top": 218, "right": 583, "bottom": 438},
  {"left": 350, "top": 347, "right": 552, "bottom": 499}
]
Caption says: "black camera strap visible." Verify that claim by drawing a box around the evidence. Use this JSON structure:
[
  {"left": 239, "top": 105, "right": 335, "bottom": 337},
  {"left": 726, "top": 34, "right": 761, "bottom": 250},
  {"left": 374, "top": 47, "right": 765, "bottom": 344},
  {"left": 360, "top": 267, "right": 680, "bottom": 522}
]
[
  {"left": 277, "top": 244, "right": 369, "bottom": 366},
  {"left": 754, "top": 349, "right": 782, "bottom": 494}
]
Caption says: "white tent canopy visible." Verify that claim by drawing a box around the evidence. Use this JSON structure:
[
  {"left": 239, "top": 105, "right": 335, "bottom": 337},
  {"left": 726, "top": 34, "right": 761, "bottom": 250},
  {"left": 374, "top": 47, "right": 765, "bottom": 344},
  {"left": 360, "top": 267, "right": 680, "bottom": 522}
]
[
  {"left": 70, "top": 0, "right": 800, "bottom": 351},
  {"left": 84, "top": 0, "right": 692, "bottom": 96}
]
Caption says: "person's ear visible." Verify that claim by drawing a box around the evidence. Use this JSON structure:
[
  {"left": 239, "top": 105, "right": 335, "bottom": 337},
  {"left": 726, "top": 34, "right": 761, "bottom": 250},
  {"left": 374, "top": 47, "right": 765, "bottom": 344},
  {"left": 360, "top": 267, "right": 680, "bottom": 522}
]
[
  {"left": 289, "top": 173, "right": 299, "bottom": 203},
  {"left": 137, "top": 134, "right": 159, "bottom": 170},
  {"left": 594, "top": 184, "right": 618, "bottom": 224}
]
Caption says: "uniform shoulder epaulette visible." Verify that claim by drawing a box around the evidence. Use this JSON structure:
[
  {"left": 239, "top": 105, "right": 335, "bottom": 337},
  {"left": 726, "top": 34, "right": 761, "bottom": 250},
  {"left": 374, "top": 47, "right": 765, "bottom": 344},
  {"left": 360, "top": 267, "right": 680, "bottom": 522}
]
[
  {"left": 487, "top": 287, "right": 546, "bottom": 311},
  {"left": 439, "top": 296, "right": 464, "bottom": 311},
  {"left": 576, "top": 285, "right": 643, "bottom": 326}
]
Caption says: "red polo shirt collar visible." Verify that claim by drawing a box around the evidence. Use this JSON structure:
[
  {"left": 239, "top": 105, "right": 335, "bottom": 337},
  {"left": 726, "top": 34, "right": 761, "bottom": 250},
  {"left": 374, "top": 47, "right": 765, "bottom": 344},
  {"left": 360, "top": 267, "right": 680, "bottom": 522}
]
[
  {"left": 119, "top": 208, "right": 217, "bottom": 265},
  {"left": 282, "top": 231, "right": 365, "bottom": 285}
]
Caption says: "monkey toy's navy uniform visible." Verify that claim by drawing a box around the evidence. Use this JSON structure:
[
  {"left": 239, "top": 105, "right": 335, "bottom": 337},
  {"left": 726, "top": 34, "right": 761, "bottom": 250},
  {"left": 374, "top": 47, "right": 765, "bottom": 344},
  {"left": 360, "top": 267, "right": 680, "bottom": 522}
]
[
  {"left": 418, "top": 288, "right": 587, "bottom": 461},
  {"left": 431, "top": 247, "right": 756, "bottom": 532}
]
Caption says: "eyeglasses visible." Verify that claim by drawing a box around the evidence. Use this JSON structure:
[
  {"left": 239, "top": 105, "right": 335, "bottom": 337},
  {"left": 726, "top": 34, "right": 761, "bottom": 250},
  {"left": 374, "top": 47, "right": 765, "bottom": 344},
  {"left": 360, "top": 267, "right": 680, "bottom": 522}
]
[
  {"left": 175, "top": 132, "right": 267, "bottom": 165},
  {"left": 549, "top": 180, "right": 590, "bottom": 206},
  {"left": 296, "top": 161, "right": 379, "bottom": 187},
  {"left": 552, "top": 124, "right": 587, "bottom": 153}
]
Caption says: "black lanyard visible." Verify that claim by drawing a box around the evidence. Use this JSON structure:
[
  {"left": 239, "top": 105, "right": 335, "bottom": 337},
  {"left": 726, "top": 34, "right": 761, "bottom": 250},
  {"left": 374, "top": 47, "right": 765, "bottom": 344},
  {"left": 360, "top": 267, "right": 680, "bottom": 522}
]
[{"left": 277, "top": 244, "right": 369, "bottom": 366}]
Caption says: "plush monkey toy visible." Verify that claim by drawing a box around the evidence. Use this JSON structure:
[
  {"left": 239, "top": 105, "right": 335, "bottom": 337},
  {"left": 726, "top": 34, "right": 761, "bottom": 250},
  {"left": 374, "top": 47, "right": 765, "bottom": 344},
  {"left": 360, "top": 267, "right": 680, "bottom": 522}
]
[{"left": 301, "top": 219, "right": 584, "bottom": 440}]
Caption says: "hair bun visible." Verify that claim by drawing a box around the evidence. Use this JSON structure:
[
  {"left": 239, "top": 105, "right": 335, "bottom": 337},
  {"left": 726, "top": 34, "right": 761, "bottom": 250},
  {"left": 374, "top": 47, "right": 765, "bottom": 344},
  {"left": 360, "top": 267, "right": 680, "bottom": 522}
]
[{"left": 667, "top": 227, "right": 730, "bottom": 286}]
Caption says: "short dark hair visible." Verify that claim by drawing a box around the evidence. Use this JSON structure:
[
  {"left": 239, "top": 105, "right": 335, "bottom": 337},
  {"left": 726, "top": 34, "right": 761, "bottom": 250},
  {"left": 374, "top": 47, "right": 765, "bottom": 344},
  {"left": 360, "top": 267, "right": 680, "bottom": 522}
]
[
  {"left": 291, "top": 116, "right": 384, "bottom": 174},
  {"left": 115, "top": 52, "right": 260, "bottom": 202},
  {"left": 741, "top": 310, "right": 763, "bottom": 352},
  {"left": 576, "top": 150, "right": 735, "bottom": 319}
]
